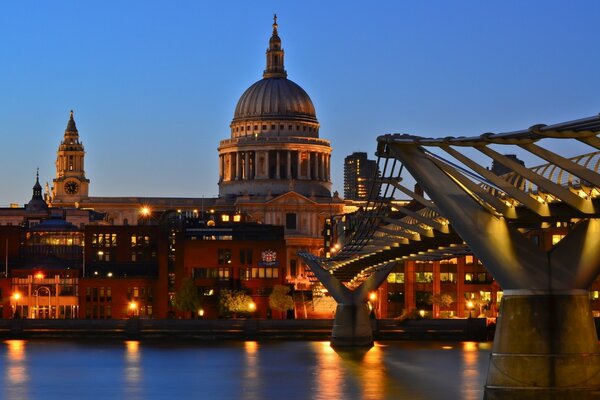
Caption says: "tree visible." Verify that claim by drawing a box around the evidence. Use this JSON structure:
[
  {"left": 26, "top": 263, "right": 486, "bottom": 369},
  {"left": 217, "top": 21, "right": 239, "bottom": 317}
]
[
  {"left": 173, "top": 277, "right": 202, "bottom": 318},
  {"left": 429, "top": 293, "right": 454, "bottom": 318},
  {"left": 219, "top": 289, "right": 253, "bottom": 318},
  {"left": 429, "top": 293, "right": 454, "bottom": 308},
  {"left": 268, "top": 285, "right": 294, "bottom": 317}
]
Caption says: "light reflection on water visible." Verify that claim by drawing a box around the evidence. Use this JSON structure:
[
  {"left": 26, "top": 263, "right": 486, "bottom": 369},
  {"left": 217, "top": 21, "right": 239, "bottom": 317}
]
[
  {"left": 124, "top": 340, "right": 142, "bottom": 399},
  {"left": 5, "top": 340, "right": 29, "bottom": 400},
  {"left": 0, "top": 339, "right": 491, "bottom": 400}
]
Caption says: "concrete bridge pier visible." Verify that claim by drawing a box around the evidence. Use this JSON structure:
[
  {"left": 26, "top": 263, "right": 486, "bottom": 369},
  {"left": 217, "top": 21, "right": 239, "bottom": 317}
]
[
  {"left": 301, "top": 253, "right": 393, "bottom": 347},
  {"left": 485, "top": 291, "right": 600, "bottom": 400},
  {"left": 330, "top": 303, "right": 373, "bottom": 347}
]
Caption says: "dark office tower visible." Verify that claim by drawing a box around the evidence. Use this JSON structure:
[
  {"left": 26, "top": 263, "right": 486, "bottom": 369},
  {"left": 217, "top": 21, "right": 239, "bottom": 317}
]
[{"left": 344, "top": 152, "right": 380, "bottom": 200}]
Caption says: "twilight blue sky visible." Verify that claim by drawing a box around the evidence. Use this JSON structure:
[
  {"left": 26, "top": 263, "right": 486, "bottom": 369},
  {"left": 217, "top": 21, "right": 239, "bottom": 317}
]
[{"left": 0, "top": 1, "right": 599, "bottom": 206}]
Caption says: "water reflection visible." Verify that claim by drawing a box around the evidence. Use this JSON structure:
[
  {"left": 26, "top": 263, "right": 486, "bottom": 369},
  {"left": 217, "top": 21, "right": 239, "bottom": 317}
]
[
  {"left": 461, "top": 341, "right": 481, "bottom": 400},
  {"left": 313, "top": 341, "right": 343, "bottom": 400},
  {"left": 242, "top": 341, "right": 261, "bottom": 400},
  {"left": 5, "top": 340, "right": 29, "bottom": 400},
  {"left": 0, "top": 339, "right": 489, "bottom": 400},
  {"left": 124, "top": 340, "right": 142, "bottom": 399}
]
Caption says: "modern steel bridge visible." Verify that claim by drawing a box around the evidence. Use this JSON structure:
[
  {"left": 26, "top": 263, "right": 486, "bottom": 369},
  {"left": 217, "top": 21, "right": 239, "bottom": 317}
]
[{"left": 300, "top": 114, "right": 600, "bottom": 399}]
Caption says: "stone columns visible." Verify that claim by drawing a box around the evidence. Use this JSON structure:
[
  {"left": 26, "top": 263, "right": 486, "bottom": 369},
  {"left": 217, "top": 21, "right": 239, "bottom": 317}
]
[
  {"left": 297, "top": 152, "right": 302, "bottom": 180},
  {"left": 287, "top": 151, "right": 292, "bottom": 179},
  {"left": 276, "top": 151, "right": 281, "bottom": 179},
  {"left": 235, "top": 152, "right": 240, "bottom": 180},
  {"left": 218, "top": 155, "right": 222, "bottom": 182},
  {"left": 307, "top": 152, "right": 311, "bottom": 180},
  {"left": 265, "top": 151, "right": 270, "bottom": 179},
  {"left": 320, "top": 153, "right": 325, "bottom": 181},
  {"left": 244, "top": 152, "right": 250, "bottom": 180}
]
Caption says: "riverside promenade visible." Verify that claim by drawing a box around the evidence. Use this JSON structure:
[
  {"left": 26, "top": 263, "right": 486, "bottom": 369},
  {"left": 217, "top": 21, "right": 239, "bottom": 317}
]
[{"left": 0, "top": 318, "right": 487, "bottom": 341}]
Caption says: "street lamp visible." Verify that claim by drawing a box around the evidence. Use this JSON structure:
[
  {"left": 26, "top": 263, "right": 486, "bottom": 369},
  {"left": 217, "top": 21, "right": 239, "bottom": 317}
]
[
  {"left": 248, "top": 301, "right": 256, "bottom": 313},
  {"left": 369, "top": 291, "right": 378, "bottom": 318},
  {"left": 466, "top": 300, "right": 474, "bottom": 318},
  {"left": 129, "top": 301, "right": 138, "bottom": 317},
  {"left": 11, "top": 292, "right": 21, "bottom": 318}
]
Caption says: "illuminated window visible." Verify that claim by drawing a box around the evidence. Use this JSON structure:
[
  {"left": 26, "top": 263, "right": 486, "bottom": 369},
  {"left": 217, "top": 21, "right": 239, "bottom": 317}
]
[
  {"left": 221, "top": 214, "right": 230, "bottom": 222},
  {"left": 233, "top": 214, "right": 241, "bottom": 222},
  {"left": 552, "top": 234, "right": 565, "bottom": 245},
  {"left": 440, "top": 272, "right": 456, "bottom": 283},
  {"left": 415, "top": 272, "right": 433, "bottom": 283},
  {"left": 465, "top": 255, "right": 474, "bottom": 265},
  {"left": 591, "top": 291, "right": 599, "bottom": 300},
  {"left": 465, "top": 273, "right": 473, "bottom": 282},
  {"left": 387, "top": 272, "right": 405, "bottom": 283}
]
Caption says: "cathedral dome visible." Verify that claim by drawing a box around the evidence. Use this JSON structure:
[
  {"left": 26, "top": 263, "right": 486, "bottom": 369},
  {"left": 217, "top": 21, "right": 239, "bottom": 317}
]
[{"left": 233, "top": 78, "right": 317, "bottom": 124}]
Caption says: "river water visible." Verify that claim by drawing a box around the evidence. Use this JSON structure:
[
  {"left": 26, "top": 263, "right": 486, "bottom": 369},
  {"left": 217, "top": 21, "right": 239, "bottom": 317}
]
[{"left": 0, "top": 339, "right": 492, "bottom": 400}]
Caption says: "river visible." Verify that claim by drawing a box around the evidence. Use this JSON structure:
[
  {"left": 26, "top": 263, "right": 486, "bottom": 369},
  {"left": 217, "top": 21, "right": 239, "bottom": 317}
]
[{"left": 0, "top": 339, "right": 492, "bottom": 400}]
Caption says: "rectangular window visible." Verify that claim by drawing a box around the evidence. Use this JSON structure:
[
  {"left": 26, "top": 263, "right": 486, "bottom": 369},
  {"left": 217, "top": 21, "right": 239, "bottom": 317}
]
[
  {"left": 285, "top": 213, "right": 297, "bottom": 230},
  {"left": 552, "top": 234, "right": 565, "bottom": 245},
  {"left": 218, "top": 268, "right": 230, "bottom": 280},
  {"left": 387, "top": 272, "right": 405, "bottom": 283},
  {"left": 218, "top": 249, "right": 232, "bottom": 265},
  {"left": 415, "top": 272, "right": 433, "bottom": 283},
  {"left": 439, "top": 272, "right": 456, "bottom": 283}
]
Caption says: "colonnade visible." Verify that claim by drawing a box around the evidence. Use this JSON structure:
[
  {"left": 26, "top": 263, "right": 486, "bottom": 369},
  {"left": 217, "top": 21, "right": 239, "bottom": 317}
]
[{"left": 219, "top": 149, "right": 330, "bottom": 182}]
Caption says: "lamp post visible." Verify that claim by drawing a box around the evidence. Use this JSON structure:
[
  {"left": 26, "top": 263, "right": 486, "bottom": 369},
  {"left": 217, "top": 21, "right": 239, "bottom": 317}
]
[
  {"left": 129, "top": 301, "right": 138, "bottom": 318},
  {"left": 11, "top": 292, "right": 21, "bottom": 318},
  {"left": 248, "top": 301, "right": 256, "bottom": 317},
  {"left": 466, "top": 300, "right": 474, "bottom": 319},
  {"left": 368, "top": 291, "right": 378, "bottom": 318}
]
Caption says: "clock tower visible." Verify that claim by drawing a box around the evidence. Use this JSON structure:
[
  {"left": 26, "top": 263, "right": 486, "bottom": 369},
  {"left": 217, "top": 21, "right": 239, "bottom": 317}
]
[{"left": 51, "top": 110, "right": 90, "bottom": 205}]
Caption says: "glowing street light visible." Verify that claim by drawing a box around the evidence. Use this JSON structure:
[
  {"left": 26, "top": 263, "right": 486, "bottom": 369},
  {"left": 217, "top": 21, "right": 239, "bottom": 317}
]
[
  {"left": 12, "top": 292, "right": 21, "bottom": 318},
  {"left": 248, "top": 302, "right": 256, "bottom": 312},
  {"left": 369, "top": 292, "right": 377, "bottom": 302},
  {"left": 466, "top": 300, "right": 474, "bottom": 318},
  {"left": 129, "top": 301, "right": 138, "bottom": 317},
  {"left": 140, "top": 206, "right": 151, "bottom": 217}
]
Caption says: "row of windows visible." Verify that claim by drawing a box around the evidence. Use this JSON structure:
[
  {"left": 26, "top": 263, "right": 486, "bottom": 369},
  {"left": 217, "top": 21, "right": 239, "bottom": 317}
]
[
  {"left": 240, "top": 267, "right": 279, "bottom": 279},
  {"left": 217, "top": 248, "right": 255, "bottom": 265},
  {"left": 193, "top": 268, "right": 231, "bottom": 280},
  {"left": 234, "top": 124, "right": 316, "bottom": 133},
  {"left": 92, "top": 234, "right": 117, "bottom": 248},
  {"left": 86, "top": 286, "right": 112, "bottom": 302},
  {"left": 92, "top": 234, "right": 155, "bottom": 248},
  {"left": 192, "top": 267, "right": 280, "bottom": 280},
  {"left": 387, "top": 272, "right": 489, "bottom": 284}
]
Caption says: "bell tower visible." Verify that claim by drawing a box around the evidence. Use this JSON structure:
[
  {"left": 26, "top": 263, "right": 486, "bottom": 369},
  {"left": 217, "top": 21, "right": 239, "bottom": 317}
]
[{"left": 51, "top": 110, "right": 90, "bottom": 205}]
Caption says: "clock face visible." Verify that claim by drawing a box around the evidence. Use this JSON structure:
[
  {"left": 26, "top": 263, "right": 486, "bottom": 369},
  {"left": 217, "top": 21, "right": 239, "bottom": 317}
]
[{"left": 64, "top": 181, "right": 79, "bottom": 195}]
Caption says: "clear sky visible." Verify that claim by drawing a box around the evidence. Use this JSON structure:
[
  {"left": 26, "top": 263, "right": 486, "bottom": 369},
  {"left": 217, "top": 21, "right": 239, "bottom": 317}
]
[{"left": 0, "top": 1, "right": 599, "bottom": 206}]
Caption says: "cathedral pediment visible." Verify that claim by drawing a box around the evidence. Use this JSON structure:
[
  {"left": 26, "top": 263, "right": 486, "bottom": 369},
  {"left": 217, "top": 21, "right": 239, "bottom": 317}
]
[{"left": 265, "top": 191, "right": 317, "bottom": 205}]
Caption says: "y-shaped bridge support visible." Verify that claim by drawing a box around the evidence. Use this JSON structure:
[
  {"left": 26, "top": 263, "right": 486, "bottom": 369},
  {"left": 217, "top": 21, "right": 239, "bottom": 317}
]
[
  {"left": 301, "top": 254, "right": 393, "bottom": 347},
  {"left": 383, "top": 143, "right": 600, "bottom": 399}
]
